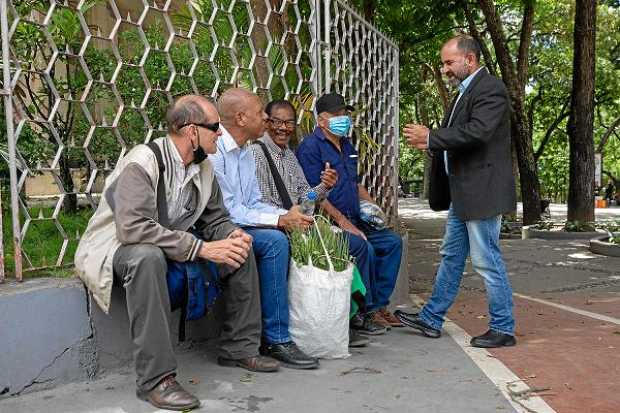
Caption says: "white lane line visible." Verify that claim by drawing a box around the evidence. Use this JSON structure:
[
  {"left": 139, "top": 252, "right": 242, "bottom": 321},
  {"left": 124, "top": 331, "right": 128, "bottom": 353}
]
[
  {"left": 410, "top": 294, "right": 557, "bottom": 413},
  {"left": 513, "top": 292, "right": 620, "bottom": 326}
]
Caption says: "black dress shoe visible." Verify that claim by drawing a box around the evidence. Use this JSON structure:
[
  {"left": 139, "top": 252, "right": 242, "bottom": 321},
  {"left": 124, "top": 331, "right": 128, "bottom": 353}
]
[
  {"left": 470, "top": 330, "right": 516, "bottom": 348},
  {"left": 260, "top": 341, "right": 319, "bottom": 370},
  {"left": 393, "top": 310, "right": 441, "bottom": 338},
  {"left": 136, "top": 375, "right": 200, "bottom": 411}
]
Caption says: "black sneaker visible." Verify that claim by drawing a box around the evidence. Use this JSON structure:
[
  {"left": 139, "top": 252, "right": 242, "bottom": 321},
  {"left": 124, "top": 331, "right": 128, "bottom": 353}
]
[
  {"left": 349, "top": 328, "right": 370, "bottom": 347},
  {"left": 260, "top": 341, "right": 319, "bottom": 370},
  {"left": 350, "top": 313, "right": 387, "bottom": 336}
]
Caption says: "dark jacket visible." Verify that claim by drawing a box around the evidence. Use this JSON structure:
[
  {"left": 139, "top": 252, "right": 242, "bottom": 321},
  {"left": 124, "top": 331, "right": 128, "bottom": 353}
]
[{"left": 428, "top": 68, "right": 516, "bottom": 221}]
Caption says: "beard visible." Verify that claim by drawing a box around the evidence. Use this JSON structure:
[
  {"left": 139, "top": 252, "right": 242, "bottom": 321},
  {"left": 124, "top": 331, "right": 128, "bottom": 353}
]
[{"left": 446, "top": 65, "right": 470, "bottom": 87}]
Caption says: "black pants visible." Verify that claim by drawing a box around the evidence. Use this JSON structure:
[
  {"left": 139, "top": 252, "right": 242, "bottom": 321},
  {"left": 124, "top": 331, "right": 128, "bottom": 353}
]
[{"left": 112, "top": 244, "right": 262, "bottom": 392}]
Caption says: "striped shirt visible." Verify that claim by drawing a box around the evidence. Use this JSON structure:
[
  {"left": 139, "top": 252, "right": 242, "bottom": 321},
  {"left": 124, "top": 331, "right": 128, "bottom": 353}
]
[
  {"left": 250, "top": 133, "right": 328, "bottom": 209},
  {"left": 162, "top": 137, "right": 201, "bottom": 229}
]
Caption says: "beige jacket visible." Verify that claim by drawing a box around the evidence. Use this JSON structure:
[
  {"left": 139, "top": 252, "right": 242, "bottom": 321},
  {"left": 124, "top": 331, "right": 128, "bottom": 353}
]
[{"left": 75, "top": 137, "right": 237, "bottom": 313}]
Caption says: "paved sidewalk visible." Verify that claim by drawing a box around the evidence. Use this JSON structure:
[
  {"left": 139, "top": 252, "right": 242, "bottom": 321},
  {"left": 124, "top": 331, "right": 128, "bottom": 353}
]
[
  {"left": 3, "top": 198, "right": 618, "bottom": 413},
  {"left": 401, "top": 198, "right": 620, "bottom": 413},
  {"left": 0, "top": 325, "right": 516, "bottom": 413}
]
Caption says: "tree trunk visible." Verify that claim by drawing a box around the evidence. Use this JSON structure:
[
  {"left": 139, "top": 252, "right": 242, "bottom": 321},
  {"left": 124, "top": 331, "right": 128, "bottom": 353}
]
[
  {"left": 461, "top": 0, "right": 498, "bottom": 77},
  {"left": 60, "top": 154, "right": 78, "bottom": 214},
  {"left": 477, "top": 0, "right": 541, "bottom": 225},
  {"left": 567, "top": 0, "right": 597, "bottom": 223},
  {"left": 428, "top": 63, "right": 450, "bottom": 111},
  {"left": 362, "top": 0, "right": 377, "bottom": 23}
]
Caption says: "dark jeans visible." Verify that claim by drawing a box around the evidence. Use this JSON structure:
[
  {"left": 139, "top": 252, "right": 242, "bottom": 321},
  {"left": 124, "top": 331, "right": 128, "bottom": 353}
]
[
  {"left": 112, "top": 243, "right": 261, "bottom": 392},
  {"left": 345, "top": 223, "right": 402, "bottom": 312}
]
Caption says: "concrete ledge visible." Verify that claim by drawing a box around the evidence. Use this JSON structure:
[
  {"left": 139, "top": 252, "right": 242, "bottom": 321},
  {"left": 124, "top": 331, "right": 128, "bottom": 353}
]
[
  {"left": 91, "top": 283, "right": 221, "bottom": 375},
  {"left": 0, "top": 278, "right": 96, "bottom": 397},
  {"left": 522, "top": 225, "right": 604, "bottom": 240},
  {"left": 388, "top": 231, "right": 411, "bottom": 310},
  {"left": 589, "top": 235, "right": 620, "bottom": 257}
]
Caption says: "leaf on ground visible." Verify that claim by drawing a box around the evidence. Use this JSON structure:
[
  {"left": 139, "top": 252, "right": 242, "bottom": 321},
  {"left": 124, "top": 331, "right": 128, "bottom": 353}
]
[
  {"left": 340, "top": 367, "right": 382, "bottom": 376},
  {"left": 240, "top": 373, "right": 254, "bottom": 383},
  {"left": 188, "top": 378, "right": 199, "bottom": 385}
]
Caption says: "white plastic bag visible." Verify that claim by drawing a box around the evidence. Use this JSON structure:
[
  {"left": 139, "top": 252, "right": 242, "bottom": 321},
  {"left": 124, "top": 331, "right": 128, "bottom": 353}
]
[{"left": 288, "top": 222, "right": 353, "bottom": 359}]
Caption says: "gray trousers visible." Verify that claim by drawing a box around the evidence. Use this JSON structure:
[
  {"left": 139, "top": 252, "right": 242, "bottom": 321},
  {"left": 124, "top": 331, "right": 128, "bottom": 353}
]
[{"left": 112, "top": 243, "right": 262, "bottom": 392}]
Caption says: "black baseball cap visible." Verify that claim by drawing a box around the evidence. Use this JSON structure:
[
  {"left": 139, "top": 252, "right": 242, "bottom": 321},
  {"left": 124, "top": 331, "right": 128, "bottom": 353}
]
[{"left": 315, "top": 92, "right": 355, "bottom": 114}]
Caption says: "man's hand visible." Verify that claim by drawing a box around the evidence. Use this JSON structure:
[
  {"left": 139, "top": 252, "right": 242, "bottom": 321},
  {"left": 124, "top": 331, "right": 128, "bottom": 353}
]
[
  {"left": 198, "top": 236, "right": 252, "bottom": 269},
  {"left": 337, "top": 217, "right": 367, "bottom": 241},
  {"left": 403, "top": 124, "right": 430, "bottom": 150},
  {"left": 228, "top": 228, "right": 252, "bottom": 244},
  {"left": 320, "top": 162, "right": 338, "bottom": 189},
  {"left": 278, "top": 205, "right": 314, "bottom": 230}
]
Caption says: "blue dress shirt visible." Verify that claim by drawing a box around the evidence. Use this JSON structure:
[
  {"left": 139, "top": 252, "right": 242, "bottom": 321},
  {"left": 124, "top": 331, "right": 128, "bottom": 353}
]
[
  {"left": 208, "top": 126, "right": 288, "bottom": 227},
  {"left": 296, "top": 127, "right": 361, "bottom": 221}
]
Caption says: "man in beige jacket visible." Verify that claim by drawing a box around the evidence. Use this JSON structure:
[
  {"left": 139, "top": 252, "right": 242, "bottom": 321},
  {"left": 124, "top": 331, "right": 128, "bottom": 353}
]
[{"left": 75, "top": 95, "right": 277, "bottom": 411}]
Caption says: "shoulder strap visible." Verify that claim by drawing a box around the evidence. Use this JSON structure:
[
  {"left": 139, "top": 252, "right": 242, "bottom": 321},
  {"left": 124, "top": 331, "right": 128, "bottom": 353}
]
[
  {"left": 254, "top": 140, "right": 293, "bottom": 210},
  {"left": 148, "top": 141, "right": 188, "bottom": 341},
  {"left": 146, "top": 141, "right": 170, "bottom": 228}
]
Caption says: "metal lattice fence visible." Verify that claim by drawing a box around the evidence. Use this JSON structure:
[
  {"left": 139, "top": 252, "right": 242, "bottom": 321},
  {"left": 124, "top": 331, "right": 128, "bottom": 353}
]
[{"left": 0, "top": 0, "right": 399, "bottom": 281}]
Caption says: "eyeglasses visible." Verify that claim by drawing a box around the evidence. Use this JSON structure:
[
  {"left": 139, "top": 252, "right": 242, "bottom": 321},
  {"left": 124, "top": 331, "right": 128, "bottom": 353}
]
[
  {"left": 180, "top": 122, "right": 220, "bottom": 133},
  {"left": 268, "top": 118, "right": 296, "bottom": 128}
]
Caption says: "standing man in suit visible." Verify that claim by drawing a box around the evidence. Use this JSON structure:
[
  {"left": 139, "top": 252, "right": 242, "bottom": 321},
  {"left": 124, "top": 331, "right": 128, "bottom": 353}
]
[{"left": 397, "top": 35, "right": 517, "bottom": 348}]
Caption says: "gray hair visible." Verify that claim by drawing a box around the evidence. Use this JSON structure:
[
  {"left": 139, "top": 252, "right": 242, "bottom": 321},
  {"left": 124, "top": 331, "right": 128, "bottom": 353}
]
[
  {"left": 166, "top": 95, "right": 211, "bottom": 134},
  {"left": 452, "top": 34, "right": 481, "bottom": 62}
]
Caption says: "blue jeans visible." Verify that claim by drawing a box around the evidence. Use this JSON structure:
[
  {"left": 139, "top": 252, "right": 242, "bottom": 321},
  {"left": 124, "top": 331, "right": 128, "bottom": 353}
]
[
  {"left": 419, "top": 206, "right": 515, "bottom": 335},
  {"left": 243, "top": 228, "right": 290, "bottom": 344},
  {"left": 346, "top": 225, "right": 402, "bottom": 312}
]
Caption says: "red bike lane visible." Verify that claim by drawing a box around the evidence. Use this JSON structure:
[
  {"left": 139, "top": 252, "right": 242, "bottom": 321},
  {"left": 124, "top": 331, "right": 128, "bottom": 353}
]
[{"left": 443, "top": 291, "right": 620, "bottom": 413}]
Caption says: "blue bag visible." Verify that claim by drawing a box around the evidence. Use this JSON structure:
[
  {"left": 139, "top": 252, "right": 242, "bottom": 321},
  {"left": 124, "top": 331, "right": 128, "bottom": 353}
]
[{"left": 166, "top": 260, "right": 208, "bottom": 321}]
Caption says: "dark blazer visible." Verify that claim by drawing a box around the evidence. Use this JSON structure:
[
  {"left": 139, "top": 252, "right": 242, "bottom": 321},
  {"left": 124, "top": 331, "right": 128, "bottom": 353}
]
[{"left": 428, "top": 68, "right": 516, "bottom": 221}]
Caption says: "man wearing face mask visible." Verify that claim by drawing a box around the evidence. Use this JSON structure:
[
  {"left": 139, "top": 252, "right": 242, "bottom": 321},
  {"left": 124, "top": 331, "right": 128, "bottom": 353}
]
[
  {"left": 209, "top": 88, "right": 319, "bottom": 370},
  {"left": 75, "top": 95, "right": 272, "bottom": 411},
  {"left": 296, "top": 92, "right": 403, "bottom": 336},
  {"left": 399, "top": 35, "right": 517, "bottom": 348}
]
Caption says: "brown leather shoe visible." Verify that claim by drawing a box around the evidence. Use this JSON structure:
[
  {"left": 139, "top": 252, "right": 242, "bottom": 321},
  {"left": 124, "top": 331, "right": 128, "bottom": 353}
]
[
  {"left": 217, "top": 355, "right": 280, "bottom": 372},
  {"left": 136, "top": 375, "right": 200, "bottom": 411},
  {"left": 370, "top": 311, "right": 392, "bottom": 330},
  {"left": 378, "top": 308, "right": 404, "bottom": 327}
]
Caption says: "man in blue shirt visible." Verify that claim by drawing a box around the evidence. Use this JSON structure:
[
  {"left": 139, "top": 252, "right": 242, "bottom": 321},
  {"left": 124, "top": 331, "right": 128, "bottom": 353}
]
[
  {"left": 209, "top": 88, "right": 319, "bottom": 370},
  {"left": 296, "top": 92, "right": 403, "bottom": 336}
]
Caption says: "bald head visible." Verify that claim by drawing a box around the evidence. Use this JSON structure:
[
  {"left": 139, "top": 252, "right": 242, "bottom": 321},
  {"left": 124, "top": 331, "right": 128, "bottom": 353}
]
[
  {"left": 440, "top": 35, "right": 481, "bottom": 87},
  {"left": 217, "top": 88, "right": 260, "bottom": 124},
  {"left": 443, "top": 34, "right": 481, "bottom": 63},
  {"left": 166, "top": 95, "right": 217, "bottom": 135},
  {"left": 217, "top": 88, "right": 267, "bottom": 143}
]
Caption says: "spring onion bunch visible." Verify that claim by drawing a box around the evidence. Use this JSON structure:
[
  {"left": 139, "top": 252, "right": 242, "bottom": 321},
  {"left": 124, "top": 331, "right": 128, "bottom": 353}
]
[{"left": 289, "top": 215, "right": 353, "bottom": 272}]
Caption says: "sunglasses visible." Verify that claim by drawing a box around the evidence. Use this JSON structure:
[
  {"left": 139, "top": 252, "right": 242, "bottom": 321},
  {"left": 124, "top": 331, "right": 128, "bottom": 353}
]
[{"left": 181, "top": 122, "right": 220, "bottom": 133}]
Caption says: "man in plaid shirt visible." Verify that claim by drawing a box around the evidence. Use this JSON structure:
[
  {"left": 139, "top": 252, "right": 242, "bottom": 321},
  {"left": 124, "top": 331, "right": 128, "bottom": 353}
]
[{"left": 250, "top": 100, "right": 338, "bottom": 208}]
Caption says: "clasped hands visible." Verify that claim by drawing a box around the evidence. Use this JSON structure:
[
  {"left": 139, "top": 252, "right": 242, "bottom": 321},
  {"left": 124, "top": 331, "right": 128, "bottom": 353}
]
[
  {"left": 403, "top": 124, "right": 430, "bottom": 150},
  {"left": 198, "top": 228, "right": 252, "bottom": 269}
]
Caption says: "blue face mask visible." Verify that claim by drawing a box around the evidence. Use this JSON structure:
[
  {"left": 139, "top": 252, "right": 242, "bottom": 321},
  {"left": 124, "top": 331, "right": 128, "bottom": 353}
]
[{"left": 327, "top": 115, "right": 352, "bottom": 137}]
